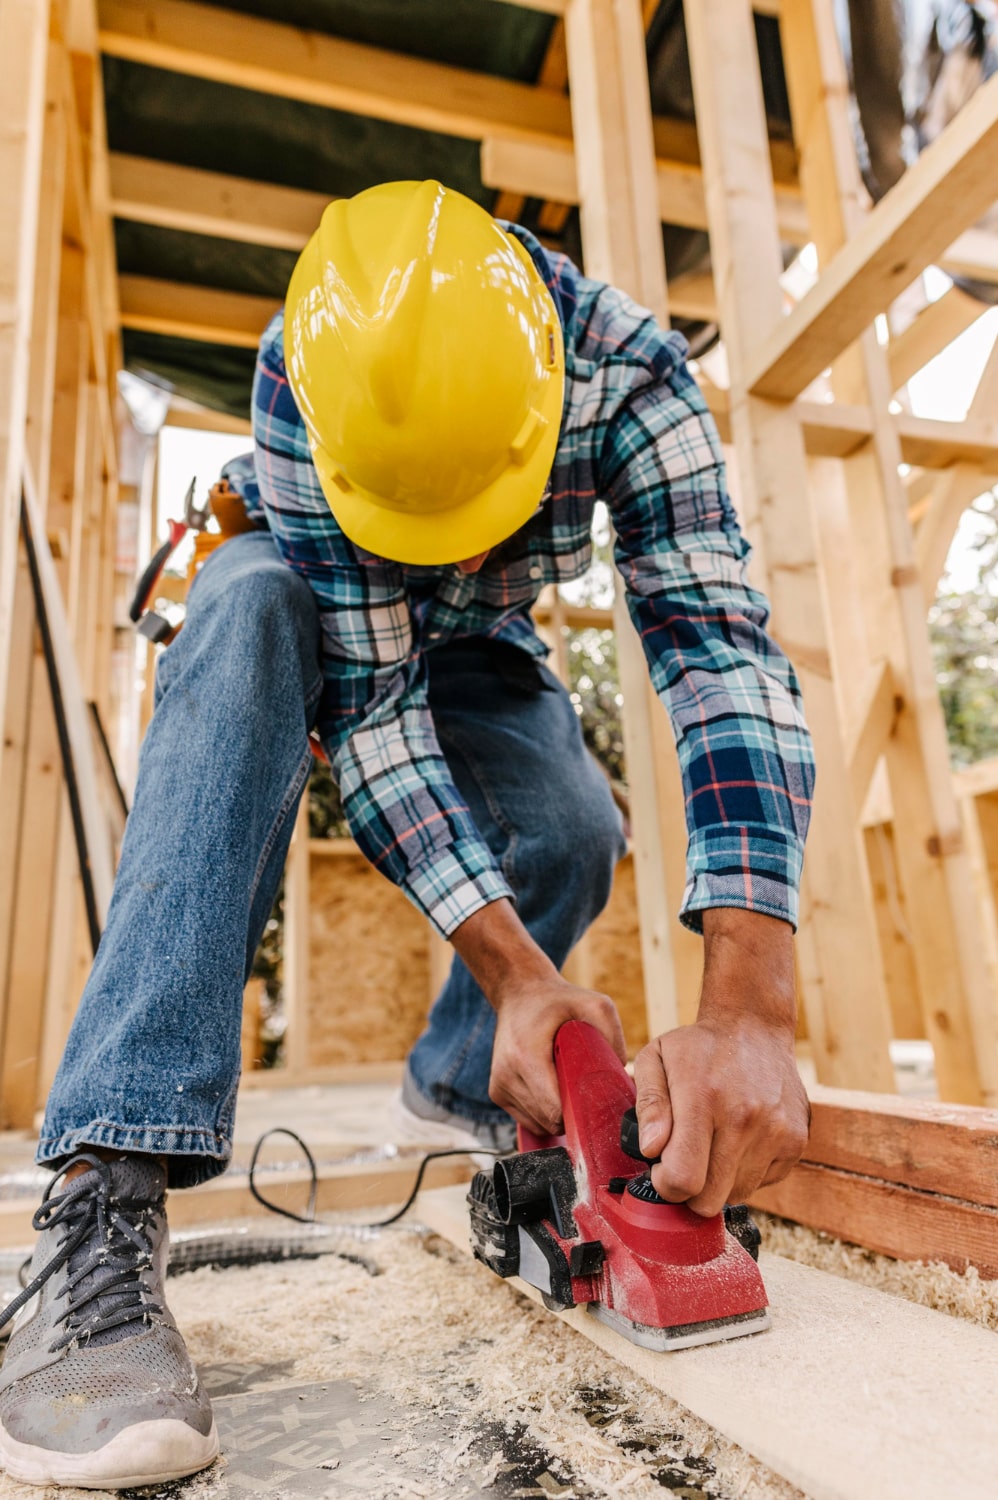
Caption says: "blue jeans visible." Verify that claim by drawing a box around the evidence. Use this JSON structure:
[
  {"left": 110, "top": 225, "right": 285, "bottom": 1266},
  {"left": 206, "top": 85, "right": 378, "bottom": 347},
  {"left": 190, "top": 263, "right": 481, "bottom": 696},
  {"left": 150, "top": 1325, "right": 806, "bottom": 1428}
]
[{"left": 38, "top": 533, "right": 625, "bottom": 1187}]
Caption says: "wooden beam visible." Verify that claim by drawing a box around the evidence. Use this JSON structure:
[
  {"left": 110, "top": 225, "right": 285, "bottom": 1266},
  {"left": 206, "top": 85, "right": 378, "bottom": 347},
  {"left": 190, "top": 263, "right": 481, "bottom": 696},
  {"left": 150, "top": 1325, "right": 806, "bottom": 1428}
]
[
  {"left": 98, "top": 0, "right": 741, "bottom": 185},
  {"left": 98, "top": 0, "right": 573, "bottom": 148},
  {"left": 939, "top": 226, "right": 998, "bottom": 284},
  {"left": 487, "top": 0, "right": 565, "bottom": 13},
  {"left": 118, "top": 275, "right": 277, "bottom": 348},
  {"left": 109, "top": 153, "right": 329, "bottom": 251},
  {"left": 666, "top": 271, "right": 718, "bottom": 323},
  {"left": 481, "top": 136, "right": 810, "bottom": 243},
  {"left": 917, "top": 336, "right": 998, "bottom": 601},
  {"left": 780, "top": 0, "right": 998, "bottom": 1105},
  {"left": 564, "top": 0, "right": 684, "bottom": 1040},
  {"left": 0, "top": 0, "right": 48, "bottom": 756},
  {"left": 749, "top": 1161, "right": 998, "bottom": 1277},
  {"left": 955, "top": 756, "right": 998, "bottom": 801},
  {"left": 421, "top": 1183, "right": 998, "bottom": 1500},
  {"left": 847, "top": 660, "right": 899, "bottom": 810},
  {"left": 708, "top": 387, "right": 998, "bottom": 470},
  {"left": 746, "top": 72, "right": 998, "bottom": 399},
  {"left": 887, "top": 285, "right": 985, "bottom": 394},
  {"left": 802, "top": 1084, "right": 998, "bottom": 1203},
  {"left": 684, "top": 0, "right": 895, "bottom": 1089},
  {"left": 167, "top": 399, "right": 253, "bottom": 437},
  {"left": 746, "top": 1083, "right": 998, "bottom": 1277}
]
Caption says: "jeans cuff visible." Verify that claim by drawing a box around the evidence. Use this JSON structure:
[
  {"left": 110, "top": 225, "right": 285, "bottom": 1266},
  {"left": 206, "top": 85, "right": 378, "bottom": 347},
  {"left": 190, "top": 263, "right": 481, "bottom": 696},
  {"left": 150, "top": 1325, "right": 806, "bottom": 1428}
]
[
  {"left": 36, "top": 1122, "right": 232, "bottom": 1189},
  {"left": 403, "top": 1060, "right": 510, "bottom": 1128}
]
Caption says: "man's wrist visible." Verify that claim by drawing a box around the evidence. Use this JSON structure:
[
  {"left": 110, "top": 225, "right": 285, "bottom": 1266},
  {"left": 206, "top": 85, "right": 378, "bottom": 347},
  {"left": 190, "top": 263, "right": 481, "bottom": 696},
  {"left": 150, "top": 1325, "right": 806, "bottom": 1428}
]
[
  {"left": 451, "top": 898, "right": 559, "bottom": 1009},
  {"left": 698, "top": 907, "right": 797, "bottom": 1036}
]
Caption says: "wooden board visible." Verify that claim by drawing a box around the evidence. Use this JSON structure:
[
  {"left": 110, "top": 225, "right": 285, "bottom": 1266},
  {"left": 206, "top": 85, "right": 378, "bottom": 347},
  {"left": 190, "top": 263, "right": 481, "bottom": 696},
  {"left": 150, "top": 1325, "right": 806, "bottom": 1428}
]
[
  {"left": 803, "top": 1086, "right": 998, "bottom": 1206},
  {"left": 745, "top": 1086, "right": 998, "bottom": 1275},
  {"left": 420, "top": 1183, "right": 998, "bottom": 1500},
  {"left": 748, "top": 1160, "right": 998, "bottom": 1277},
  {"left": 0, "top": 1155, "right": 474, "bottom": 1248}
]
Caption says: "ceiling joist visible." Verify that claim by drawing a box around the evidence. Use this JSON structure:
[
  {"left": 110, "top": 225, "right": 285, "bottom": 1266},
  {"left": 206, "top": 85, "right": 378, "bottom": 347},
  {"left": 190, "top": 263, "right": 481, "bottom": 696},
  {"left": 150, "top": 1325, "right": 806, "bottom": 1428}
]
[
  {"left": 110, "top": 153, "right": 328, "bottom": 251},
  {"left": 97, "top": 0, "right": 798, "bottom": 195},
  {"left": 481, "top": 136, "right": 810, "bottom": 242}
]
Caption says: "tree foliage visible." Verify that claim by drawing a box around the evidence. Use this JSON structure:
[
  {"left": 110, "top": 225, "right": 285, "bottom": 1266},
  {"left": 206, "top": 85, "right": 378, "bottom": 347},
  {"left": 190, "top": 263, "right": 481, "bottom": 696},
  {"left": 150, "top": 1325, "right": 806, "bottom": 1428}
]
[{"left": 929, "top": 492, "right": 998, "bottom": 768}]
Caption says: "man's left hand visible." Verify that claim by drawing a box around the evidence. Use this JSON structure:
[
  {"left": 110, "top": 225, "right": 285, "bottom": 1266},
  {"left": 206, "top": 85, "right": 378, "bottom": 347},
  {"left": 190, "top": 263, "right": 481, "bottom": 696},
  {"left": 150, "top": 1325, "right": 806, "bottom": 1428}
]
[{"left": 632, "top": 908, "right": 810, "bottom": 1218}]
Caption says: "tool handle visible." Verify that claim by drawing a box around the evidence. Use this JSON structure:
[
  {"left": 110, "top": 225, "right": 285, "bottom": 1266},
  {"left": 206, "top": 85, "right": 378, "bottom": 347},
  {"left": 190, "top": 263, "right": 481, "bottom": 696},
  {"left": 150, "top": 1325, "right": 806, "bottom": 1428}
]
[{"left": 128, "top": 520, "right": 187, "bottom": 622}]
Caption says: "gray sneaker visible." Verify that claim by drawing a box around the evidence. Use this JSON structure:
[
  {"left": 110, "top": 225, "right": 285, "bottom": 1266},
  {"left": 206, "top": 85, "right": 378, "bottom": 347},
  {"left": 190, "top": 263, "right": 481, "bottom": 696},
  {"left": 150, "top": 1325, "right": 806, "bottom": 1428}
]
[{"left": 0, "top": 1154, "right": 218, "bottom": 1488}]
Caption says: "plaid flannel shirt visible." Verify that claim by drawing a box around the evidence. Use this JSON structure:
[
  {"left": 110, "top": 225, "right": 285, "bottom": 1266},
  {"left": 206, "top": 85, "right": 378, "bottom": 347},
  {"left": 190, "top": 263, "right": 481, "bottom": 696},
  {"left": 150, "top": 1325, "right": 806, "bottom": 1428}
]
[{"left": 240, "top": 224, "right": 814, "bottom": 939}]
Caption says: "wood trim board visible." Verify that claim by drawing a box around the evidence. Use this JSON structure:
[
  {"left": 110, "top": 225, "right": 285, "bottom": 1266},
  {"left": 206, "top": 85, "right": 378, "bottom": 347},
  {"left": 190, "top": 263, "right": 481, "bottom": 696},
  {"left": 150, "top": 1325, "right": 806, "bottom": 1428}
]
[{"left": 419, "top": 1182, "right": 998, "bottom": 1500}]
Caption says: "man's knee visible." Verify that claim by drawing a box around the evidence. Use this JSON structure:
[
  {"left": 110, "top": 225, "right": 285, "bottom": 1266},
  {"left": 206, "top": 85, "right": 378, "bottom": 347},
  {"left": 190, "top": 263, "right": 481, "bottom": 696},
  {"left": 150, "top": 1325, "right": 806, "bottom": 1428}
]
[
  {"left": 186, "top": 534, "right": 319, "bottom": 655},
  {"left": 529, "top": 764, "right": 625, "bottom": 903}
]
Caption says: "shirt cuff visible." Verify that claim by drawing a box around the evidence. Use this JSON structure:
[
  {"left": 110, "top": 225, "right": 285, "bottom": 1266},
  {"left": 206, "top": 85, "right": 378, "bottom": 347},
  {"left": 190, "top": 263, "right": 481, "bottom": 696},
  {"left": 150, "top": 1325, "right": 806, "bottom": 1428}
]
[
  {"left": 680, "top": 824, "right": 805, "bottom": 934},
  {"left": 403, "top": 847, "right": 514, "bottom": 939}
]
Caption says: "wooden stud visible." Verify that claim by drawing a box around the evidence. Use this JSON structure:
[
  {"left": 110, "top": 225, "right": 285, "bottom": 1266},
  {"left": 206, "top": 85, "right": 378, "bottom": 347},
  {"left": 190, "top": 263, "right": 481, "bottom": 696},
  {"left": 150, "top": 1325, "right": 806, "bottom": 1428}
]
[
  {"left": 683, "top": 0, "right": 895, "bottom": 1089},
  {"left": 282, "top": 796, "right": 311, "bottom": 1077},
  {"left": 0, "top": 0, "right": 48, "bottom": 753},
  {"left": 564, "top": 0, "right": 683, "bottom": 1038},
  {"left": 780, "top": 0, "right": 998, "bottom": 1103}
]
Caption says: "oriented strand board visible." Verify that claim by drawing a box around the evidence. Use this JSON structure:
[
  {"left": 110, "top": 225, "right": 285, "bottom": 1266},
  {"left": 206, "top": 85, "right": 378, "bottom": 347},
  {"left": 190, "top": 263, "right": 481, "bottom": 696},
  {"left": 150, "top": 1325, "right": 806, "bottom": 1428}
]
[
  {"left": 307, "top": 848, "right": 431, "bottom": 1066},
  {"left": 307, "top": 844, "right": 650, "bottom": 1068},
  {"left": 588, "top": 852, "right": 649, "bottom": 1051},
  {"left": 420, "top": 1183, "right": 998, "bottom": 1500}
]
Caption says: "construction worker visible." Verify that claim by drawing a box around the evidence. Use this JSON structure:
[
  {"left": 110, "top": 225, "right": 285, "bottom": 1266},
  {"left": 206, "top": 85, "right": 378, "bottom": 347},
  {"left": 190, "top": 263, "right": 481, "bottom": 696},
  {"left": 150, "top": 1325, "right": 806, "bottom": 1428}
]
[{"left": 0, "top": 181, "right": 813, "bottom": 1487}]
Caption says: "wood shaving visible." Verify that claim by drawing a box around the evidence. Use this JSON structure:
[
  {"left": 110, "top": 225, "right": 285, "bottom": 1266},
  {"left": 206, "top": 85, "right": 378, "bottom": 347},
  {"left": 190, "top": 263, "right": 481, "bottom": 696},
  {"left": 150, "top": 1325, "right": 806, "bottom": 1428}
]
[
  {"left": 757, "top": 1213, "right": 998, "bottom": 1331},
  {"left": 164, "top": 1226, "right": 804, "bottom": 1500}
]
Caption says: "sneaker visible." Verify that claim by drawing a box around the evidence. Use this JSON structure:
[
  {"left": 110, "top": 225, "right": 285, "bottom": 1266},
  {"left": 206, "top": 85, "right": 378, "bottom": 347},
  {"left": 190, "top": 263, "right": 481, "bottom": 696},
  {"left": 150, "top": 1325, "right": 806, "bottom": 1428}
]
[
  {"left": 0, "top": 1153, "right": 218, "bottom": 1488},
  {"left": 388, "top": 1068, "right": 517, "bottom": 1167}
]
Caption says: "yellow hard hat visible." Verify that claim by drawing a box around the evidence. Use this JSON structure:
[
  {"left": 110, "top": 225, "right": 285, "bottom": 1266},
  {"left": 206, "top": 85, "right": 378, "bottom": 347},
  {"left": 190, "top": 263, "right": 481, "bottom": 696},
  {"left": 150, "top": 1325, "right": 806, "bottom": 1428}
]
[{"left": 283, "top": 180, "right": 565, "bottom": 566}]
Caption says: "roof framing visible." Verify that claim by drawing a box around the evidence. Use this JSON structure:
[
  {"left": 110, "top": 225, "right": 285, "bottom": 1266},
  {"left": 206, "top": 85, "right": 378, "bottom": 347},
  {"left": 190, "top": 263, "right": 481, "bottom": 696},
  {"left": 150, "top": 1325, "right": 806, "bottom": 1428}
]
[{"left": 747, "top": 70, "right": 998, "bottom": 399}]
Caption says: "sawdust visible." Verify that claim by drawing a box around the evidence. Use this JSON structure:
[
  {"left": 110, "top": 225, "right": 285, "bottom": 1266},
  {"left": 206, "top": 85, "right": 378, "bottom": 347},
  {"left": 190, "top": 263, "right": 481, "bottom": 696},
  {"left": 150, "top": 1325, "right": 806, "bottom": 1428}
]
[
  {"left": 0, "top": 1226, "right": 806, "bottom": 1500},
  {"left": 163, "top": 1227, "right": 802, "bottom": 1500},
  {"left": 758, "top": 1212, "right": 998, "bottom": 1331}
]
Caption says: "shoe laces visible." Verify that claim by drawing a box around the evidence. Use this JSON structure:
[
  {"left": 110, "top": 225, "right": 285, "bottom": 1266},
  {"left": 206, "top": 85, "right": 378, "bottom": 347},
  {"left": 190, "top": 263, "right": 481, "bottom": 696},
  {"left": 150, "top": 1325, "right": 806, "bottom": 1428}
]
[{"left": 0, "top": 1155, "right": 165, "bottom": 1351}]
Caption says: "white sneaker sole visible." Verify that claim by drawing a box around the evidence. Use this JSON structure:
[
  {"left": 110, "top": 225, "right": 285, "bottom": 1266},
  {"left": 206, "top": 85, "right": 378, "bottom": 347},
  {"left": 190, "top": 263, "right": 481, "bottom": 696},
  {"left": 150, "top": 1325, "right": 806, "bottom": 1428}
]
[
  {"left": 0, "top": 1415, "right": 219, "bottom": 1488},
  {"left": 387, "top": 1091, "right": 502, "bottom": 1169}
]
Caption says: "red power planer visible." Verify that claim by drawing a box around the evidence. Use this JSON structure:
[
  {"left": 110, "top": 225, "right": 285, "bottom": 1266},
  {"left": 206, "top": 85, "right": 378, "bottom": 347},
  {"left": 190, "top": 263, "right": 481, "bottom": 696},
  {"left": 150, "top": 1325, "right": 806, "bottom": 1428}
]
[{"left": 468, "top": 1020, "right": 771, "bottom": 1350}]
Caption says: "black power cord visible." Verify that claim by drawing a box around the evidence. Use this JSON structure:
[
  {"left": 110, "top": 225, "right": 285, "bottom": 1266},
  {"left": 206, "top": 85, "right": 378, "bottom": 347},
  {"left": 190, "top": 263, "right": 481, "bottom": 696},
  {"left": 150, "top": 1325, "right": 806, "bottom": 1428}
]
[{"left": 247, "top": 1126, "right": 501, "bottom": 1230}]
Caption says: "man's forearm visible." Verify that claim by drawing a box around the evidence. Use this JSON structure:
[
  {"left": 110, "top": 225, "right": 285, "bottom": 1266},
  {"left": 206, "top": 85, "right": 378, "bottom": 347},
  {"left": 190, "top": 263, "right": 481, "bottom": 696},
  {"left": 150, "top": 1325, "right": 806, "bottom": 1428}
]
[
  {"left": 699, "top": 907, "right": 797, "bottom": 1034},
  {"left": 450, "top": 897, "right": 558, "bottom": 1009}
]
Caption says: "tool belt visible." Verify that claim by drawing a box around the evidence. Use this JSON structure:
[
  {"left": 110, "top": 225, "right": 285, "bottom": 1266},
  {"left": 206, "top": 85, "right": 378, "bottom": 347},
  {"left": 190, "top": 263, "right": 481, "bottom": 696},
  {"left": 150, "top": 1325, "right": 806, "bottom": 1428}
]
[{"left": 129, "top": 478, "right": 259, "bottom": 646}]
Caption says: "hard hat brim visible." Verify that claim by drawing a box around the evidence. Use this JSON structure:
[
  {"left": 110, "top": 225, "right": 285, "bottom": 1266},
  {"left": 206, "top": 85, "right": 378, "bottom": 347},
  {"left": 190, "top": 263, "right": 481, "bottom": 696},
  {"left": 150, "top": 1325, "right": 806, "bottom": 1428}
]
[{"left": 309, "top": 359, "right": 565, "bottom": 566}]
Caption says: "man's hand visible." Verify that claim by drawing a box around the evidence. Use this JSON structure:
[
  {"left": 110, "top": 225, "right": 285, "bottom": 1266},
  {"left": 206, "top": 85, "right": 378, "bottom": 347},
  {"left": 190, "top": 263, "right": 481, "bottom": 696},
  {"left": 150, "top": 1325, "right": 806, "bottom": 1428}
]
[
  {"left": 489, "top": 976, "right": 625, "bottom": 1135},
  {"left": 450, "top": 899, "right": 625, "bottom": 1136},
  {"left": 634, "top": 908, "right": 809, "bottom": 1218}
]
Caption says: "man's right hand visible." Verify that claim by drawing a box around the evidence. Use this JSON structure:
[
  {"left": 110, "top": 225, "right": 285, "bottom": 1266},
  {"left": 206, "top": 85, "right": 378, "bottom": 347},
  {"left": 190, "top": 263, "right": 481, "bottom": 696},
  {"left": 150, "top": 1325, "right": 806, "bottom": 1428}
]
[
  {"left": 449, "top": 897, "right": 626, "bottom": 1136},
  {"left": 489, "top": 976, "right": 625, "bottom": 1136}
]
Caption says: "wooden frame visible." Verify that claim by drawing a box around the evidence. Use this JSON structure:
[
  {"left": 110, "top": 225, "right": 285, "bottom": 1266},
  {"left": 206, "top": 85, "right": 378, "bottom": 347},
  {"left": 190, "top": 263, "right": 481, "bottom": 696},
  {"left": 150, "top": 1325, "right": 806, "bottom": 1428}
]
[{"left": 4, "top": 0, "right": 998, "bottom": 1178}]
